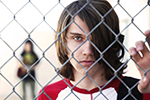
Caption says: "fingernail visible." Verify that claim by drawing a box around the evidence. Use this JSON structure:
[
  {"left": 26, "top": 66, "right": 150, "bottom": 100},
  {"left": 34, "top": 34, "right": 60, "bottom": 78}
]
[
  {"left": 130, "top": 50, "right": 136, "bottom": 55},
  {"left": 145, "top": 30, "right": 150, "bottom": 34},
  {"left": 143, "top": 77, "right": 147, "bottom": 82},
  {"left": 137, "top": 45, "right": 143, "bottom": 51}
]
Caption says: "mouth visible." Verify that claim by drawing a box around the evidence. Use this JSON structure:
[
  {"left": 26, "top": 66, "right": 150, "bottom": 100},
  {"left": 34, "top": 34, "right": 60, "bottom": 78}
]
[{"left": 79, "top": 60, "right": 95, "bottom": 66}]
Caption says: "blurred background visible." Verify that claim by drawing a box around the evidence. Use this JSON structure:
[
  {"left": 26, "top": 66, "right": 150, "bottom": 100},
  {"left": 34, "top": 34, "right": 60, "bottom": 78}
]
[{"left": 0, "top": 0, "right": 149, "bottom": 100}]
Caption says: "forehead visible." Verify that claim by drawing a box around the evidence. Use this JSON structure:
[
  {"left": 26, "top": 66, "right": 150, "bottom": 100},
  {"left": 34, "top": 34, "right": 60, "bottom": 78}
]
[
  {"left": 67, "top": 16, "right": 90, "bottom": 35},
  {"left": 25, "top": 43, "right": 31, "bottom": 46}
]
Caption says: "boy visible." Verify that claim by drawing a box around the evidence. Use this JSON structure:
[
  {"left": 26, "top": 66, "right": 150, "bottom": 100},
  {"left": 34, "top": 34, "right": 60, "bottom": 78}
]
[{"left": 37, "top": 0, "right": 150, "bottom": 99}]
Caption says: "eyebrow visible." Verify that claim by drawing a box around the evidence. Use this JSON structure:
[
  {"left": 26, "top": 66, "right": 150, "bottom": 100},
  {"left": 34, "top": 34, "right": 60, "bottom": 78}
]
[{"left": 68, "top": 32, "right": 84, "bottom": 36}]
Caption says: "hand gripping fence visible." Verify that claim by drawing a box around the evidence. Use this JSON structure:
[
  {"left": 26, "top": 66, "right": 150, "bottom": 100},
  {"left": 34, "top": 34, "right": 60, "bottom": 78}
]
[{"left": 0, "top": 0, "right": 150, "bottom": 100}]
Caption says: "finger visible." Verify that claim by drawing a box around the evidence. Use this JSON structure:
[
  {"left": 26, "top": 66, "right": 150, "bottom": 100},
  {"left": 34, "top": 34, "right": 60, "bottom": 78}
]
[
  {"left": 144, "top": 30, "right": 150, "bottom": 37},
  {"left": 138, "top": 77, "right": 150, "bottom": 93},
  {"left": 129, "top": 47, "right": 144, "bottom": 76},
  {"left": 145, "top": 30, "right": 150, "bottom": 46},
  {"left": 135, "top": 41, "right": 149, "bottom": 56},
  {"left": 129, "top": 47, "right": 141, "bottom": 62}
]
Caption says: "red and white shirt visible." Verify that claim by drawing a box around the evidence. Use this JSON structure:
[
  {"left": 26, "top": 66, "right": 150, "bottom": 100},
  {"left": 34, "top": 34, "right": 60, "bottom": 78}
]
[{"left": 37, "top": 77, "right": 150, "bottom": 100}]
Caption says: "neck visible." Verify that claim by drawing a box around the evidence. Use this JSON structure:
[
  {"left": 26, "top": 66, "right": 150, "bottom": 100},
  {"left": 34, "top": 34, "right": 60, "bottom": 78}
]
[{"left": 71, "top": 67, "right": 107, "bottom": 91}]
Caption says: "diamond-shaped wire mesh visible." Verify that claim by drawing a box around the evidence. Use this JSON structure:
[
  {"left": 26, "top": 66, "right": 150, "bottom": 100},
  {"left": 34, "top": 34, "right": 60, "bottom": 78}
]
[{"left": 0, "top": 0, "right": 150, "bottom": 100}]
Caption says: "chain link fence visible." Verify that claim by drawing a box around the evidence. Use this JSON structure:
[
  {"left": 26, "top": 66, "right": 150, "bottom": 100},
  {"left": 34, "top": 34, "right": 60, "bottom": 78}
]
[{"left": 0, "top": 0, "right": 150, "bottom": 100}]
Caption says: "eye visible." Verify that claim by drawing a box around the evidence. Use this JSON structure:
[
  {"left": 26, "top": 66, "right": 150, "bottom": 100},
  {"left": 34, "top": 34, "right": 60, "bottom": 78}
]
[{"left": 74, "top": 36, "right": 82, "bottom": 41}]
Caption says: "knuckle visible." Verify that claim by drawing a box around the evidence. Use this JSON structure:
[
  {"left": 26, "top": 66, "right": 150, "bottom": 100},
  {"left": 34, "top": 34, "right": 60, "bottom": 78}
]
[{"left": 135, "top": 41, "right": 144, "bottom": 46}]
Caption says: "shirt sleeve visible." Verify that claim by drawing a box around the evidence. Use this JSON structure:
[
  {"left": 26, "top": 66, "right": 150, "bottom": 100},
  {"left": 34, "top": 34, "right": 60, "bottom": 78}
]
[
  {"left": 37, "top": 90, "right": 52, "bottom": 100},
  {"left": 37, "top": 79, "right": 68, "bottom": 100},
  {"left": 143, "top": 93, "right": 150, "bottom": 100}
]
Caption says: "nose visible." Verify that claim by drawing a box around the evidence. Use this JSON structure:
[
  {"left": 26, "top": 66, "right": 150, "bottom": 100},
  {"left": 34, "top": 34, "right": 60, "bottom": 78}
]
[{"left": 82, "top": 40, "right": 93, "bottom": 56}]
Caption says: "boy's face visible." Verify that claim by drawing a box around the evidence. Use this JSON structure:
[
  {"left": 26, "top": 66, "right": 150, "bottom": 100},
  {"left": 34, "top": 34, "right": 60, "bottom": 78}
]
[
  {"left": 66, "top": 16, "right": 102, "bottom": 76},
  {"left": 24, "top": 43, "right": 31, "bottom": 52}
]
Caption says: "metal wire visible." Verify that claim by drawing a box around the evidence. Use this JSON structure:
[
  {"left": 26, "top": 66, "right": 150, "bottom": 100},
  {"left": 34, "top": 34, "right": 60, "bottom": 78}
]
[{"left": 0, "top": 0, "right": 149, "bottom": 100}]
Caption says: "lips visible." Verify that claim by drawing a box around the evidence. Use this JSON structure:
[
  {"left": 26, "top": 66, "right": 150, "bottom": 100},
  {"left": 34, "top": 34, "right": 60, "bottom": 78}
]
[{"left": 80, "top": 60, "right": 95, "bottom": 66}]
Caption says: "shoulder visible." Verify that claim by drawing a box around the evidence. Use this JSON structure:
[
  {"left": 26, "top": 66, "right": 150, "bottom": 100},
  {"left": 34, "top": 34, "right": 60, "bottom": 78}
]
[
  {"left": 45, "top": 79, "right": 69, "bottom": 91},
  {"left": 122, "top": 76, "right": 139, "bottom": 86},
  {"left": 118, "top": 76, "right": 150, "bottom": 100},
  {"left": 37, "top": 79, "right": 69, "bottom": 100}
]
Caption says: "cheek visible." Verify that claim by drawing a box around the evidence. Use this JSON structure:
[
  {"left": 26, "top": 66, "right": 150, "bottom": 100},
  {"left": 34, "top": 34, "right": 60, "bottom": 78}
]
[
  {"left": 70, "top": 58, "right": 82, "bottom": 71},
  {"left": 68, "top": 53, "right": 79, "bottom": 65},
  {"left": 70, "top": 51, "right": 81, "bottom": 62},
  {"left": 70, "top": 59, "right": 76, "bottom": 66},
  {"left": 67, "top": 46, "right": 81, "bottom": 59},
  {"left": 67, "top": 41, "right": 82, "bottom": 52},
  {"left": 67, "top": 49, "right": 72, "bottom": 59}
]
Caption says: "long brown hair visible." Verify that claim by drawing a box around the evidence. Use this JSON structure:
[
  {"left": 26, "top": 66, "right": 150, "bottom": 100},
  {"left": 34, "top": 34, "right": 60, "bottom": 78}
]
[{"left": 55, "top": 0, "right": 126, "bottom": 81}]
